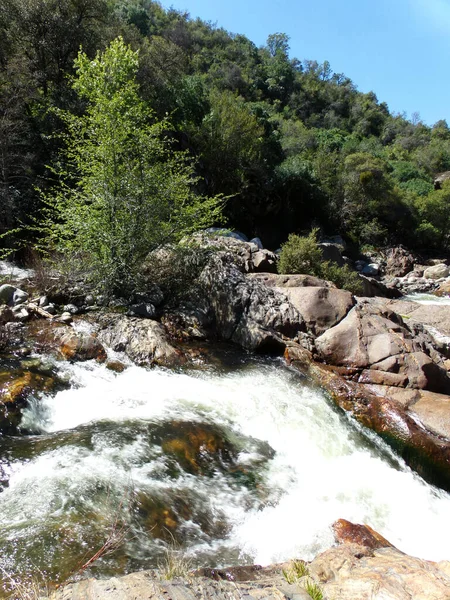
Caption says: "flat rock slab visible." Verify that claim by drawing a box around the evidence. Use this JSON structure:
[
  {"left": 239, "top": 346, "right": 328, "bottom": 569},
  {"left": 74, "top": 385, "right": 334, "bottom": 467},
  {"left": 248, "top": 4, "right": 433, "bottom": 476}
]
[
  {"left": 387, "top": 299, "right": 450, "bottom": 337},
  {"left": 53, "top": 572, "right": 311, "bottom": 600}
]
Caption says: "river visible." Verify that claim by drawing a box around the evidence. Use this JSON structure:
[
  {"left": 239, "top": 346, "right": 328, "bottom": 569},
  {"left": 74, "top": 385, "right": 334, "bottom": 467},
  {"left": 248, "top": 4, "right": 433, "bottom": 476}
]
[{"left": 1, "top": 343, "right": 450, "bottom": 587}]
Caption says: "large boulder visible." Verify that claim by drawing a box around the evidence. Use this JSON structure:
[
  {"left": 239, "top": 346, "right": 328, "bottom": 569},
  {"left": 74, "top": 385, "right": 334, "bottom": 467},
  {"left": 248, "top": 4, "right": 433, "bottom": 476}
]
[
  {"left": 384, "top": 246, "right": 416, "bottom": 277},
  {"left": 424, "top": 263, "right": 449, "bottom": 279},
  {"left": 199, "top": 254, "right": 304, "bottom": 353},
  {"left": 56, "top": 329, "right": 107, "bottom": 362},
  {"left": 315, "top": 300, "right": 450, "bottom": 394},
  {"left": 97, "top": 315, "right": 185, "bottom": 367},
  {"left": 279, "top": 286, "right": 355, "bottom": 336},
  {"left": 248, "top": 273, "right": 335, "bottom": 289}
]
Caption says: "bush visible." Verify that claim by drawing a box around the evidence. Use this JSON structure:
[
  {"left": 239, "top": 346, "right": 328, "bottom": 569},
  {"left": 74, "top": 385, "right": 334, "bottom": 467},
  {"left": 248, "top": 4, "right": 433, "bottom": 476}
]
[{"left": 278, "top": 230, "right": 363, "bottom": 294}]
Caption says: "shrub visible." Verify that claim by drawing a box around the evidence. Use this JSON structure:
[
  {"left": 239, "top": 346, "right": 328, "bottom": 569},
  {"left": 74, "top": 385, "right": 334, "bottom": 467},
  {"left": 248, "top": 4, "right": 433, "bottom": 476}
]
[{"left": 278, "top": 229, "right": 363, "bottom": 294}]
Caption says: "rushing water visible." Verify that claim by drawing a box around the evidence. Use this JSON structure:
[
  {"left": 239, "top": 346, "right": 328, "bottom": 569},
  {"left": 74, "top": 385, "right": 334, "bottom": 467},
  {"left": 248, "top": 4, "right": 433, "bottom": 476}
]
[{"left": 1, "top": 348, "right": 450, "bottom": 586}]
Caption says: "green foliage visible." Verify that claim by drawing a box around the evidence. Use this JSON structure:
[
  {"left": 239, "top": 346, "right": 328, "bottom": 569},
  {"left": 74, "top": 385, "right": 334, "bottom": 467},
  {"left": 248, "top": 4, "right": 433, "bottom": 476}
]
[
  {"left": 304, "top": 578, "right": 324, "bottom": 600},
  {"left": 282, "top": 560, "right": 309, "bottom": 583},
  {"left": 39, "top": 37, "right": 223, "bottom": 294},
  {"left": 278, "top": 230, "right": 323, "bottom": 276},
  {"left": 414, "top": 181, "right": 450, "bottom": 249},
  {"left": 278, "top": 230, "right": 362, "bottom": 294}
]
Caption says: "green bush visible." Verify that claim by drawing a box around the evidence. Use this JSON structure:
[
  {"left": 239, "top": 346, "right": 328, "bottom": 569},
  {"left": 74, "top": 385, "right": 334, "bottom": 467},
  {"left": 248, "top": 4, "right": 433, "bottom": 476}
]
[{"left": 278, "top": 230, "right": 363, "bottom": 295}]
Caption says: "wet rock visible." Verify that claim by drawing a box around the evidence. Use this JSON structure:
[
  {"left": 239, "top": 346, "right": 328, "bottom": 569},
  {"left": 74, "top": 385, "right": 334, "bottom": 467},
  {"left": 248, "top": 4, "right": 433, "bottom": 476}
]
[
  {"left": 105, "top": 360, "right": 127, "bottom": 373},
  {"left": 424, "top": 263, "right": 449, "bottom": 279},
  {"left": 97, "top": 314, "right": 185, "bottom": 367},
  {"left": 56, "top": 329, "right": 107, "bottom": 362},
  {"left": 332, "top": 519, "right": 394, "bottom": 550}
]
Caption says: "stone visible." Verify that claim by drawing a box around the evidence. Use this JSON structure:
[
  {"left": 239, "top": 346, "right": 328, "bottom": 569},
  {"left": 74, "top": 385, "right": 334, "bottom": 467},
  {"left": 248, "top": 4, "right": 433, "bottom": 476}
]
[
  {"left": 58, "top": 312, "right": 73, "bottom": 324},
  {"left": 39, "top": 295, "right": 49, "bottom": 307},
  {"left": 279, "top": 286, "right": 355, "bottom": 336},
  {"left": 0, "top": 284, "right": 16, "bottom": 305},
  {"left": 361, "top": 263, "right": 380, "bottom": 276},
  {"left": 57, "top": 330, "right": 107, "bottom": 362},
  {"left": 315, "top": 301, "right": 450, "bottom": 394},
  {"left": 128, "top": 303, "right": 156, "bottom": 319},
  {"left": 12, "top": 306, "right": 30, "bottom": 322},
  {"left": 13, "top": 289, "right": 28, "bottom": 305},
  {"left": 318, "top": 242, "right": 345, "bottom": 266},
  {"left": 251, "top": 249, "right": 277, "bottom": 273},
  {"left": 199, "top": 254, "right": 304, "bottom": 353},
  {"left": 43, "top": 304, "right": 56, "bottom": 315},
  {"left": 97, "top": 315, "right": 185, "bottom": 367},
  {"left": 332, "top": 519, "right": 394, "bottom": 550},
  {"left": 434, "top": 280, "right": 450, "bottom": 297},
  {"left": 84, "top": 294, "right": 95, "bottom": 306},
  {"left": 359, "top": 275, "right": 402, "bottom": 298},
  {"left": 63, "top": 303, "right": 79, "bottom": 315},
  {"left": 248, "top": 272, "right": 335, "bottom": 289},
  {"left": 424, "top": 263, "right": 449, "bottom": 279},
  {"left": 249, "top": 237, "right": 263, "bottom": 249},
  {"left": 384, "top": 246, "right": 416, "bottom": 277}
]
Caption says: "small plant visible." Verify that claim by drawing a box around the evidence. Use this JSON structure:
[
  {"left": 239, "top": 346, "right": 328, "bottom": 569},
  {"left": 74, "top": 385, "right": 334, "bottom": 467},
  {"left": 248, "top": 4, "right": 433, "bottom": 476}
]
[
  {"left": 157, "top": 530, "right": 193, "bottom": 581},
  {"left": 0, "top": 563, "right": 51, "bottom": 600},
  {"left": 282, "top": 559, "right": 309, "bottom": 583},
  {"left": 304, "top": 577, "right": 324, "bottom": 600}
]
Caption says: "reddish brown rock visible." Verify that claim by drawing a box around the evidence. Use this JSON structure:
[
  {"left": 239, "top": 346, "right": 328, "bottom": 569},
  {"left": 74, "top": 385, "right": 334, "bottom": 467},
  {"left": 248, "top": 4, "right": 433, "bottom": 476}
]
[
  {"left": 333, "top": 519, "right": 394, "bottom": 550},
  {"left": 58, "top": 330, "right": 107, "bottom": 362}
]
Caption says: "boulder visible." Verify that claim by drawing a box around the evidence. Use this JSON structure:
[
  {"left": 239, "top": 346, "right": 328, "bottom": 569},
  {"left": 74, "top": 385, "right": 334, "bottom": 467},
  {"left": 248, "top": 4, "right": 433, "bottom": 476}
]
[
  {"left": 434, "top": 170, "right": 450, "bottom": 189},
  {"left": 199, "top": 254, "right": 304, "bottom": 353},
  {"left": 279, "top": 286, "right": 355, "bottom": 336},
  {"left": 318, "top": 242, "right": 345, "bottom": 266},
  {"left": 435, "top": 280, "right": 450, "bottom": 297},
  {"left": 384, "top": 246, "right": 416, "bottom": 277},
  {"left": 0, "top": 284, "right": 16, "bottom": 305},
  {"left": 386, "top": 299, "right": 450, "bottom": 337},
  {"left": 248, "top": 273, "right": 335, "bottom": 289},
  {"left": 315, "top": 301, "right": 450, "bottom": 394},
  {"left": 359, "top": 275, "right": 402, "bottom": 298},
  {"left": 57, "top": 329, "right": 107, "bottom": 362},
  {"left": 361, "top": 263, "right": 380, "bottom": 276},
  {"left": 97, "top": 315, "right": 185, "bottom": 367},
  {"left": 424, "top": 263, "right": 449, "bottom": 279},
  {"left": 251, "top": 249, "right": 277, "bottom": 273},
  {"left": 12, "top": 288, "right": 28, "bottom": 305}
]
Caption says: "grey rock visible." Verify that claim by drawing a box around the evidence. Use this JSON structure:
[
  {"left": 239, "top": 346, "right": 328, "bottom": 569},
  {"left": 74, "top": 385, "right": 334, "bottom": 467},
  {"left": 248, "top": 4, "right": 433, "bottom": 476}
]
[
  {"left": 43, "top": 304, "right": 56, "bottom": 315},
  {"left": 424, "top": 263, "right": 449, "bottom": 279},
  {"left": 63, "top": 303, "right": 79, "bottom": 315},
  {"left": 58, "top": 312, "right": 73, "bottom": 324},
  {"left": 362, "top": 263, "right": 380, "bottom": 276},
  {"left": 85, "top": 294, "right": 95, "bottom": 306},
  {"left": 318, "top": 242, "right": 345, "bottom": 266},
  {"left": 249, "top": 237, "right": 264, "bottom": 249},
  {"left": 13, "top": 289, "right": 28, "bottom": 305},
  {"left": 0, "top": 284, "right": 16, "bottom": 305},
  {"left": 128, "top": 302, "right": 156, "bottom": 319},
  {"left": 39, "top": 295, "right": 49, "bottom": 307}
]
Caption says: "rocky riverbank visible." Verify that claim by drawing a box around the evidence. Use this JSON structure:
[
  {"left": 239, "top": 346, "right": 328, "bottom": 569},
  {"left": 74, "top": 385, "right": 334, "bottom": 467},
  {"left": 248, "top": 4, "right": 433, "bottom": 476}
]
[{"left": 2, "top": 237, "right": 450, "bottom": 598}]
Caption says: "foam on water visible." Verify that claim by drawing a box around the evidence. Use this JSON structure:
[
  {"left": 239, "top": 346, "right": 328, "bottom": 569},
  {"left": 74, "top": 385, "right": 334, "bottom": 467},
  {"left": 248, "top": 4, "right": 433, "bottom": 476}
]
[{"left": 3, "top": 358, "right": 450, "bottom": 574}]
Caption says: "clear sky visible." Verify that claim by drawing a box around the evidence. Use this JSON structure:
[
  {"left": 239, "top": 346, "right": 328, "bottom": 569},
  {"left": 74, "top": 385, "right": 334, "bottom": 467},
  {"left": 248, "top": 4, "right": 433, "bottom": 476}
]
[{"left": 160, "top": 0, "right": 450, "bottom": 127}]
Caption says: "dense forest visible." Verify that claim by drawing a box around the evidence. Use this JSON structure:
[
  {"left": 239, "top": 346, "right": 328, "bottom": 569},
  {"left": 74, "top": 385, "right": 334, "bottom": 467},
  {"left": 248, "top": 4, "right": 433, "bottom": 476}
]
[{"left": 1, "top": 0, "right": 450, "bottom": 258}]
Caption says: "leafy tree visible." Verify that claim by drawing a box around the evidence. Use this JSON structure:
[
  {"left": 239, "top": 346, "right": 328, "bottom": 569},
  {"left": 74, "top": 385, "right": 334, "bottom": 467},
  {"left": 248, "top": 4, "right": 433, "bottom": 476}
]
[
  {"left": 39, "top": 37, "right": 223, "bottom": 294},
  {"left": 415, "top": 181, "right": 450, "bottom": 250}
]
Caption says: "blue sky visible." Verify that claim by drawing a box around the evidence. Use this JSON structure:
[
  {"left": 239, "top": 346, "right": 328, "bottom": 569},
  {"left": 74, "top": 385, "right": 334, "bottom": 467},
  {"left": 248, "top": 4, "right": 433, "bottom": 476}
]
[{"left": 160, "top": 0, "right": 450, "bottom": 126}]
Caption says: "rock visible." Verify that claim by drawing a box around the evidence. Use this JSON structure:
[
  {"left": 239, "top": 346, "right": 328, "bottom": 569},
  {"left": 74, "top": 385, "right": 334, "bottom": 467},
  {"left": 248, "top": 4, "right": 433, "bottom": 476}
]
[
  {"left": 199, "top": 254, "right": 304, "bottom": 353},
  {"left": 318, "top": 242, "right": 345, "bottom": 266},
  {"left": 0, "top": 284, "right": 16, "bottom": 305},
  {"left": 384, "top": 246, "right": 416, "bottom": 277},
  {"left": 97, "top": 315, "right": 185, "bottom": 367},
  {"left": 279, "top": 286, "right": 355, "bottom": 336},
  {"left": 63, "top": 303, "right": 79, "bottom": 315},
  {"left": 424, "top": 263, "right": 449, "bottom": 279},
  {"left": 434, "top": 280, "right": 450, "bottom": 297},
  {"left": 58, "top": 312, "right": 73, "bottom": 324},
  {"left": 39, "top": 295, "right": 49, "bottom": 307},
  {"left": 359, "top": 275, "right": 402, "bottom": 298},
  {"left": 315, "top": 301, "right": 450, "bottom": 394},
  {"left": 57, "top": 329, "right": 107, "bottom": 362},
  {"left": 310, "top": 542, "right": 450, "bottom": 600},
  {"left": 248, "top": 273, "right": 335, "bottom": 289},
  {"left": 205, "top": 227, "right": 248, "bottom": 242},
  {"left": 332, "top": 519, "right": 394, "bottom": 550},
  {"left": 0, "top": 305, "right": 14, "bottom": 323},
  {"left": 106, "top": 360, "right": 127, "bottom": 373},
  {"left": 43, "top": 304, "right": 56, "bottom": 315},
  {"left": 361, "top": 263, "right": 380, "bottom": 276},
  {"left": 12, "top": 306, "right": 30, "bottom": 322},
  {"left": 386, "top": 299, "right": 450, "bottom": 336},
  {"left": 84, "top": 294, "right": 95, "bottom": 306},
  {"left": 128, "top": 303, "right": 156, "bottom": 319},
  {"left": 13, "top": 288, "right": 28, "bottom": 305},
  {"left": 249, "top": 237, "right": 263, "bottom": 249},
  {"left": 251, "top": 249, "right": 277, "bottom": 273},
  {"left": 434, "top": 170, "right": 450, "bottom": 189}
]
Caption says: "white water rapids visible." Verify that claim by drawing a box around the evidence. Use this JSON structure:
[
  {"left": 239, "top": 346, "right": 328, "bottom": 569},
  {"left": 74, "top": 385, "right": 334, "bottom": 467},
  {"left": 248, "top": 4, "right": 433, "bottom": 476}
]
[{"left": 1, "top": 351, "right": 450, "bottom": 581}]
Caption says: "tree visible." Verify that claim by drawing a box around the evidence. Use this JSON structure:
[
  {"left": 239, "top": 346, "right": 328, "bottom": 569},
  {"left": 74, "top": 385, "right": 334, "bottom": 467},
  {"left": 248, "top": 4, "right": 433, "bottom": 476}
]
[{"left": 40, "top": 37, "right": 223, "bottom": 294}]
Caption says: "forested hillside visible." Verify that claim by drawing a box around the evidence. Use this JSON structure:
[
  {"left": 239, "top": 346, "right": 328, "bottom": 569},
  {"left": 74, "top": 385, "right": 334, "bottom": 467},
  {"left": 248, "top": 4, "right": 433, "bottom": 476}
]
[{"left": 1, "top": 0, "right": 450, "bottom": 255}]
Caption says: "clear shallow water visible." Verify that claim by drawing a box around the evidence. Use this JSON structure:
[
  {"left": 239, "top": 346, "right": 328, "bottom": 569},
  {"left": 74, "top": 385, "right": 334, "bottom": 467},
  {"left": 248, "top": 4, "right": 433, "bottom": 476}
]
[{"left": 1, "top": 355, "right": 450, "bottom": 584}]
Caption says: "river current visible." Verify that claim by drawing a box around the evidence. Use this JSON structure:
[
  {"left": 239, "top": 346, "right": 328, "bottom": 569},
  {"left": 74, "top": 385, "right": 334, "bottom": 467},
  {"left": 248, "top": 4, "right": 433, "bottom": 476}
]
[{"left": 1, "top": 343, "right": 450, "bottom": 585}]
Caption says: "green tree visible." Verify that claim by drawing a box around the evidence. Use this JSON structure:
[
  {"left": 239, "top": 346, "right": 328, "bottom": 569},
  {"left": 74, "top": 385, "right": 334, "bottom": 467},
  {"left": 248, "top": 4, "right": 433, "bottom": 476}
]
[{"left": 40, "top": 37, "right": 223, "bottom": 294}]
